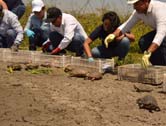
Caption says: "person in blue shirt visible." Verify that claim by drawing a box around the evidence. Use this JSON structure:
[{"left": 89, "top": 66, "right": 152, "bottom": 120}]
[
  {"left": 24, "top": 0, "right": 50, "bottom": 51},
  {"left": 84, "top": 11, "right": 135, "bottom": 62},
  {"left": 0, "top": 0, "right": 25, "bottom": 19}
]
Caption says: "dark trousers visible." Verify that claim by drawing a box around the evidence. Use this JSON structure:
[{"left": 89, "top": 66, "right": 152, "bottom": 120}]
[
  {"left": 49, "top": 31, "right": 85, "bottom": 56},
  {"left": 139, "top": 30, "right": 166, "bottom": 65},
  {"left": 29, "top": 28, "right": 47, "bottom": 51},
  {"left": 0, "top": 29, "right": 16, "bottom": 48}
]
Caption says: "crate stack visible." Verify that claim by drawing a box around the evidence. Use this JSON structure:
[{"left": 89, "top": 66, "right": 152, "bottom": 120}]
[{"left": 0, "top": 48, "right": 114, "bottom": 73}]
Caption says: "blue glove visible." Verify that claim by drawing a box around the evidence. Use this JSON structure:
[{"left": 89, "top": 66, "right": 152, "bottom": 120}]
[
  {"left": 26, "top": 29, "right": 35, "bottom": 37},
  {"left": 88, "top": 57, "right": 94, "bottom": 62}
]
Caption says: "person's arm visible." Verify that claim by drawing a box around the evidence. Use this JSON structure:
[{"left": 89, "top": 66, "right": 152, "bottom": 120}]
[
  {"left": 83, "top": 37, "right": 93, "bottom": 58},
  {"left": 115, "top": 32, "right": 135, "bottom": 42},
  {"left": 0, "top": 0, "right": 8, "bottom": 9},
  {"left": 8, "top": 11, "right": 23, "bottom": 44},
  {"left": 124, "top": 32, "right": 135, "bottom": 42},
  {"left": 24, "top": 14, "right": 33, "bottom": 32}
]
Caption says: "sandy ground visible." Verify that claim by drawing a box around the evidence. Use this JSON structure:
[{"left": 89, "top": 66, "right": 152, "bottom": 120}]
[{"left": 0, "top": 62, "right": 166, "bottom": 126}]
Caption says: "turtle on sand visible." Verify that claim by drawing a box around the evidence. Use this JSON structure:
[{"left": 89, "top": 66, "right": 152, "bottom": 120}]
[
  {"left": 7, "top": 63, "right": 22, "bottom": 71},
  {"left": 25, "top": 63, "right": 39, "bottom": 70},
  {"left": 136, "top": 95, "right": 160, "bottom": 112},
  {"left": 85, "top": 72, "right": 103, "bottom": 81},
  {"left": 69, "top": 68, "right": 88, "bottom": 78},
  {"left": 133, "top": 84, "right": 153, "bottom": 92},
  {"left": 64, "top": 65, "right": 74, "bottom": 72}
]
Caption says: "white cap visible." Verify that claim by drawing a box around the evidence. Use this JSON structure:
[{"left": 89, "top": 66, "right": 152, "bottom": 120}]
[
  {"left": 32, "top": 0, "right": 44, "bottom": 12},
  {"left": 127, "top": 0, "right": 140, "bottom": 4}
]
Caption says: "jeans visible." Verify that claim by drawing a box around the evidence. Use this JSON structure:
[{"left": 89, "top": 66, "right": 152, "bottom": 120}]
[
  {"left": 49, "top": 31, "right": 85, "bottom": 56},
  {"left": 0, "top": 29, "right": 16, "bottom": 48},
  {"left": 29, "top": 28, "right": 48, "bottom": 51},
  {"left": 91, "top": 37, "right": 130, "bottom": 60},
  {"left": 139, "top": 30, "right": 166, "bottom": 65},
  {"left": 11, "top": 4, "right": 25, "bottom": 19}
]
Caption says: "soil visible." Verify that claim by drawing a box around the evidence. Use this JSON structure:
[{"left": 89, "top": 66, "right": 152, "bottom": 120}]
[{"left": 0, "top": 62, "right": 166, "bottom": 126}]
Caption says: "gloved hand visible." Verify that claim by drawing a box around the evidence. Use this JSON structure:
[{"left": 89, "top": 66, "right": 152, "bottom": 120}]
[
  {"left": 42, "top": 41, "right": 51, "bottom": 52},
  {"left": 11, "top": 43, "right": 19, "bottom": 52},
  {"left": 88, "top": 57, "right": 94, "bottom": 62},
  {"left": 25, "top": 29, "right": 35, "bottom": 38},
  {"left": 141, "top": 51, "right": 152, "bottom": 69},
  {"left": 104, "top": 34, "right": 115, "bottom": 48},
  {"left": 51, "top": 47, "right": 61, "bottom": 55}
]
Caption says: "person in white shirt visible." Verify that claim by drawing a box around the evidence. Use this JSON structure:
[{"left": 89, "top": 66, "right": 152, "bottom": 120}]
[
  {"left": 0, "top": 5, "right": 23, "bottom": 51},
  {"left": 105, "top": 0, "right": 166, "bottom": 68},
  {"left": 24, "top": 0, "right": 50, "bottom": 51},
  {"left": 42, "top": 7, "right": 88, "bottom": 56}
]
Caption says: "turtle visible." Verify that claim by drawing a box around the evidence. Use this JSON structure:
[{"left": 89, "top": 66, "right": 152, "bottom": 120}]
[
  {"left": 7, "top": 63, "right": 22, "bottom": 71},
  {"left": 40, "top": 63, "right": 52, "bottom": 68},
  {"left": 69, "top": 68, "right": 89, "bottom": 78},
  {"left": 64, "top": 65, "right": 74, "bottom": 72},
  {"left": 133, "top": 84, "right": 153, "bottom": 92},
  {"left": 136, "top": 95, "right": 160, "bottom": 112},
  {"left": 85, "top": 72, "right": 103, "bottom": 81},
  {"left": 25, "top": 63, "right": 39, "bottom": 70}
]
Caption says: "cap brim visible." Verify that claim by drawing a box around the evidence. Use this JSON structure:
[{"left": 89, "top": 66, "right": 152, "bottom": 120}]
[
  {"left": 32, "top": 7, "right": 42, "bottom": 12},
  {"left": 127, "top": 0, "right": 139, "bottom": 4},
  {"left": 44, "top": 18, "right": 55, "bottom": 23}
]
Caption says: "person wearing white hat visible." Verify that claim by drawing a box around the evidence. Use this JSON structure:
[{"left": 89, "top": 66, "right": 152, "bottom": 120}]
[
  {"left": 24, "top": 0, "right": 50, "bottom": 51},
  {"left": 104, "top": 0, "right": 166, "bottom": 68},
  {"left": 0, "top": 0, "right": 25, "bottom": 19}
]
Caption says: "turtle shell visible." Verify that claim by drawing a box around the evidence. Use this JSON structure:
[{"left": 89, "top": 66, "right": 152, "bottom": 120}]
[
  {"left": 136, "top": 95, "right": 160, "bottom": 112},
  {"left": 7, "top": 63, "right": 22, "bottom": 71},
  {"left": 85, "top": 72, "right": 102, "bottom": 81},
  {"left": 69, "top": 68, "right": 88, "bottom": 78}
]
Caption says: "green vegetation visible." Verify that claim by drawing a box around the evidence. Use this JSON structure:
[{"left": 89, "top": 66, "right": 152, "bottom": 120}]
[{"left": 19, "top": 5, "right": 151, "bottom": 65}]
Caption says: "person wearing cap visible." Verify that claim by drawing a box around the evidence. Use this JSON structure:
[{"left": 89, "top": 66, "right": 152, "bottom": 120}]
[
  {"left": 83, "top": 11, "right": 135, "bottom": 62},
  {"left": 0, "top": 0, "right": 25, "bottom": 19},
  {"left": 42, "top": 7, "right": 88, "bottom": 56},
  {"left": 24, "top": 0, "right": 50, "bottom": 51},
  {"left": 105, "top": 0, "right": 166, "bottom": 68},
  {"left": 0, "top": 5, "right": 23, "bottom": 51}
]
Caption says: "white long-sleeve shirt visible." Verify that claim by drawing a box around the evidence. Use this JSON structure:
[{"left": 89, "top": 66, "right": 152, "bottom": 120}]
[
  {"left": 0, "top": 10, "right": 23, "bottom": 44},
  {"left": 50, "top": 13, "right": 88, "bottom": 50},
  {"left": 119, "top": 0, "right": 166, "bottom": 46}
]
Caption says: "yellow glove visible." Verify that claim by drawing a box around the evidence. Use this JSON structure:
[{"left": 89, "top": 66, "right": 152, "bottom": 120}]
[
  {"left": 141, "top": 51, "right": 152, "bottom": 69},
  {"left": 104, "top": 34, "right": 115, "bottom": 48}
]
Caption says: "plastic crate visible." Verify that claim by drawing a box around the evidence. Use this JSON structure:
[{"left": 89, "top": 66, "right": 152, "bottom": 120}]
[
  {"left": 32, "top": 53, "right": 71, "bottom": 67},
  {"left": 118, "top": 64, "right": 166, "bottom": 85},
  {"left": 71, "top": 57, "right": 114, "bottom": 73}
]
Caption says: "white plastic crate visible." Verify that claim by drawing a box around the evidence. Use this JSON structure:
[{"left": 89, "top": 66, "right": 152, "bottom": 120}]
[
  {"left": 118, "top": 64, "right": 166, "bottom": 85},
  {"left": 71, "top": 57, "right": 114, "bottom": 73},
  {"left": 0, "top": 48, "right": 114, "bottom": 72},
  {"left": 32, "top": 53, "right": 71, "bottom": 67}
]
